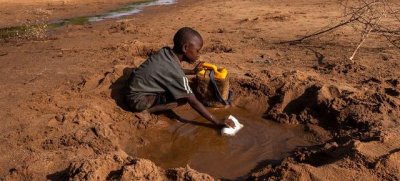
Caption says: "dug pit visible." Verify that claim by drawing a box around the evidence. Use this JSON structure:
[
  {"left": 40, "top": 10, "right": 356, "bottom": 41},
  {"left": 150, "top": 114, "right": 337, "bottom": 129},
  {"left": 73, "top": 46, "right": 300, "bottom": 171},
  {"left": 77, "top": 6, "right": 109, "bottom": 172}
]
[{"left": 123, "top": 100, "right": 317, "bottom": 179}]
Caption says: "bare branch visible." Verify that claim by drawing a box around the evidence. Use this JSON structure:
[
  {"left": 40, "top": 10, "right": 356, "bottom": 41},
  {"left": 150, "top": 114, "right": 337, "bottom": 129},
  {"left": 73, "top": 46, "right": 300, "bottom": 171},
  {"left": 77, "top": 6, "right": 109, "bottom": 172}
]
[{"left": 278, "top": 16, "right": 360, "bottom": 45}]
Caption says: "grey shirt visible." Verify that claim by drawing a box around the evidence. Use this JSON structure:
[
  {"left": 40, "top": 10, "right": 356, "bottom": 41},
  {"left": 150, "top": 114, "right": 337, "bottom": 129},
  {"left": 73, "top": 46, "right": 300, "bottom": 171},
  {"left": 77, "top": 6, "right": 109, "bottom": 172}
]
[{"left": 127, "top": 47, "right": 193, "bottom": 99}]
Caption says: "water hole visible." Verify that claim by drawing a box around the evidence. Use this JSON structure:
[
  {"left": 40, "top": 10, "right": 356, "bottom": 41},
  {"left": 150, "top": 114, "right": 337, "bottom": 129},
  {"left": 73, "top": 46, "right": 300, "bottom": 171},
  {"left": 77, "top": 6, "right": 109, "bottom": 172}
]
[{"left": 125, "top": 103, "right": 316, "bottom": 179}]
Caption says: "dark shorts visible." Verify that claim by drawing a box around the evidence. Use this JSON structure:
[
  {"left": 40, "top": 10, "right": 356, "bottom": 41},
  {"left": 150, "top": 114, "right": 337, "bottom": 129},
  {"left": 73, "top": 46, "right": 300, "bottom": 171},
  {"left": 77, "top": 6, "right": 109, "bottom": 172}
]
[{"left": 126, "top": 92, "right": 174, "bottom": 112}]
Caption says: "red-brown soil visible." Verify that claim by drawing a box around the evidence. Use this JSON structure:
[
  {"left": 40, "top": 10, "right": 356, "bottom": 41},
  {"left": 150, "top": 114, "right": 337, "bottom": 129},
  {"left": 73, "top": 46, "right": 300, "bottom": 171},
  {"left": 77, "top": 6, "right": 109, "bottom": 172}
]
[{"left": 0, "top": 0, "right": 399, "bottom": 180}]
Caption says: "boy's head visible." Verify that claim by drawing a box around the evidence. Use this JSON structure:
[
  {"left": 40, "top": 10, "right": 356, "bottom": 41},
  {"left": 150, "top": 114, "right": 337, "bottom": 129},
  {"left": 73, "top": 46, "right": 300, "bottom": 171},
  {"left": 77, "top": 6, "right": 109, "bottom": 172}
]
[{"left": 173, "top": 27, "right": 203, "bottom": 64}]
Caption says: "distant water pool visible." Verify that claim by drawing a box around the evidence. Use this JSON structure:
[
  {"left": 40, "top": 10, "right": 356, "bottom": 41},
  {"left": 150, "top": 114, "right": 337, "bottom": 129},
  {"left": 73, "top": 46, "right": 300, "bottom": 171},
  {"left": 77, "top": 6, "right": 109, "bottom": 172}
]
[
  {"left": 0, "top": 0, "right": 177, "bottom": 39},
  {"left": 53, "top": 0, "right": 177, "bottom": 26}
]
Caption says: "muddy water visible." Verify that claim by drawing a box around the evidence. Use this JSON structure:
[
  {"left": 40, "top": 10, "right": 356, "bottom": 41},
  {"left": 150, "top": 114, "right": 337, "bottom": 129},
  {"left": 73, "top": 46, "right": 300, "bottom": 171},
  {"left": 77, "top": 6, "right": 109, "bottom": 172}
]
[
  {"left": 88, "top": 0, "right": 176, "bottom": 22},
  {"left": 126, "top": 105, "right": 316, "bottom": 179},
  {"left": 50, "top": 0, "right": 176, "bottom": 26}
]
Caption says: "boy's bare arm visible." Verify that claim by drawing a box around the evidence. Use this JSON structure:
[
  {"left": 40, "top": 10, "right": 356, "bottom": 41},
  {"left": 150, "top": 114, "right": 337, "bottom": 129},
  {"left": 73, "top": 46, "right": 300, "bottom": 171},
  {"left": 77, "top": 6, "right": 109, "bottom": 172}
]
[{"left": 186, "top": 94, "right": 235, "bottom": 128}]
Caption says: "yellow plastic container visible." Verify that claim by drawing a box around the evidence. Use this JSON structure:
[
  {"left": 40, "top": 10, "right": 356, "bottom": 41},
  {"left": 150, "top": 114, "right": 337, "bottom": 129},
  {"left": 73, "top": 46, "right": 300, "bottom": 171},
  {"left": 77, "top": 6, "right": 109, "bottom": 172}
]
[
  {"left": 194, "top": 63, "right": 230, "bottom": 107},
  {"left": 197, "top": 63, "right": 228, "bottom": 80}
]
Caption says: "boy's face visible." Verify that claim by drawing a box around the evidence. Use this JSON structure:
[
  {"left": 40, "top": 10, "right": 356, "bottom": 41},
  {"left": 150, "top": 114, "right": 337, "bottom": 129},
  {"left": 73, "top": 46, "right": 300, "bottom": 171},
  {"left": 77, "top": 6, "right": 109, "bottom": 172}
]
[{"left": 183, "top": 36, "right": 203, "bottom": 64}]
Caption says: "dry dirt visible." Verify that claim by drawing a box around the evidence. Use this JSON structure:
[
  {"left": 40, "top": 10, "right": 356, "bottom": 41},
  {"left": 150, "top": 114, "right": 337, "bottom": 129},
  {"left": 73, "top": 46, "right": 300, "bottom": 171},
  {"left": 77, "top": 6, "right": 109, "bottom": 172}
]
[{"left": 0, "top": 0, "right": 399, "bottom": 180}]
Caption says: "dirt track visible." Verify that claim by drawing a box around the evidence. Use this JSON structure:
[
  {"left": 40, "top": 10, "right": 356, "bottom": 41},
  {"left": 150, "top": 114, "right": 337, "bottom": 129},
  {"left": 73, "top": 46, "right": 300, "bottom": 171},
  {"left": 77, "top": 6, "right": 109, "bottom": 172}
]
[{"left": 1, "top": 0, "right": 400, "bottom": 180}]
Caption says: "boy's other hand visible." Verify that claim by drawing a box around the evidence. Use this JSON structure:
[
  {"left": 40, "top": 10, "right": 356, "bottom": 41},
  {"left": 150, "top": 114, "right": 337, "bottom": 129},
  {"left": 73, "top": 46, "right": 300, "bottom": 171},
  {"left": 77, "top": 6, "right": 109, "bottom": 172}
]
[
  {"left": 223, "top": 118, "right": 235, "bottom": 128},
  {"left": 193, "top": 61, "right": 205, "bottom": 73}
]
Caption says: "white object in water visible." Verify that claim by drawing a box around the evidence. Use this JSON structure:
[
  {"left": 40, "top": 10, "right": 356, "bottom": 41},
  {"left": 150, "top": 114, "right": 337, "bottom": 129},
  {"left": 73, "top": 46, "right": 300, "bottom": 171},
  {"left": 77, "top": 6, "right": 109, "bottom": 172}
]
[{"left": 221, "top": 115, "right": 244, "bottom": 136}]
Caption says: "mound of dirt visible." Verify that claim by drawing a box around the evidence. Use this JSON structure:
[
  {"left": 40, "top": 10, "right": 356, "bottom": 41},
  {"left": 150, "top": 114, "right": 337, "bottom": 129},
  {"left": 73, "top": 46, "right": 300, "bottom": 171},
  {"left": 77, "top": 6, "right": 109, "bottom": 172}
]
[{"left": 65, "top": 152, "right": 212, "bottom": 181}]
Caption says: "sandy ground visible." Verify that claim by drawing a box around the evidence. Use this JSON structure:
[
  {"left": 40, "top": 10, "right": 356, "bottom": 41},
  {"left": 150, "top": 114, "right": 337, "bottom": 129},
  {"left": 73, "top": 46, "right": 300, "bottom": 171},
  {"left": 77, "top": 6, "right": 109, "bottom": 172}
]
[{"left": 0, "top": 0, "right": 400, "bottom": 180}]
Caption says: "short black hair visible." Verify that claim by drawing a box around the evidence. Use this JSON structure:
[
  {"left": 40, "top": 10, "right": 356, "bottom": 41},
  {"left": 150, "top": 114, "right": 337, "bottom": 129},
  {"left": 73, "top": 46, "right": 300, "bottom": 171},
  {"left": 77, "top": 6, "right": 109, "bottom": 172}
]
[{"left": 173, "top": 27, "right": 202, "bottom": 53}]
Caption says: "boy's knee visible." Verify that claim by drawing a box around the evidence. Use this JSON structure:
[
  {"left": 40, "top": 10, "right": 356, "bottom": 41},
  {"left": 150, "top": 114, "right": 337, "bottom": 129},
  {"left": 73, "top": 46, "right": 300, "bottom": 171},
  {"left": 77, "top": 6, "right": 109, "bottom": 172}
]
[
  {"left": 132, "top": 101, "right": 152, "bottom": 112},
  {"left": 126, "top": 94, "right": 157, "bottom": 112}
]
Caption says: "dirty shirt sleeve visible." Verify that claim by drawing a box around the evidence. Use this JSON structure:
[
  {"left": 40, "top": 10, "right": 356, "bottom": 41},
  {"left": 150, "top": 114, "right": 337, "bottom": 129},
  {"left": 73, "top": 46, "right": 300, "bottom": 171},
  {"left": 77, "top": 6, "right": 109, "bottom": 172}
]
[{"left": 163, "top": 74, "right": 193, "bottom": 100}]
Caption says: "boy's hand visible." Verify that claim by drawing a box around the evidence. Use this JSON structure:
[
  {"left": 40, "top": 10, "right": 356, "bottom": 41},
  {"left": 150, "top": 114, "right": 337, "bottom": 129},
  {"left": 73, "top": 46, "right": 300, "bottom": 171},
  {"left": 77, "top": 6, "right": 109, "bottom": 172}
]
[
  {"left": 223, "top": 118, "right": 236, "bottom": 128},
  {"left": 193, "top": 61, "right": 205, "bottom": 73}
]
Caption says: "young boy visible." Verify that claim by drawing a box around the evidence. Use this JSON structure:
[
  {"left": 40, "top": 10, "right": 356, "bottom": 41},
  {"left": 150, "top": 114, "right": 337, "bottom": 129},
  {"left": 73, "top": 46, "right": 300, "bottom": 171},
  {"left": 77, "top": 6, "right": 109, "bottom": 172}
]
[{"left": 126, "top": 27, "right": 234, "bottom": 128}]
